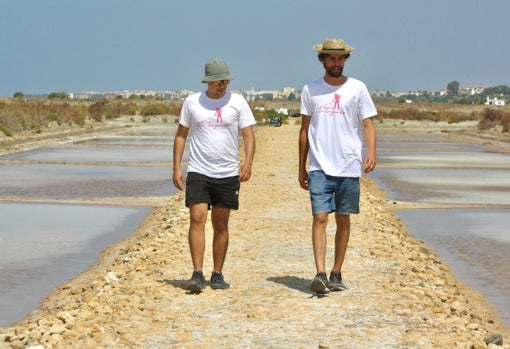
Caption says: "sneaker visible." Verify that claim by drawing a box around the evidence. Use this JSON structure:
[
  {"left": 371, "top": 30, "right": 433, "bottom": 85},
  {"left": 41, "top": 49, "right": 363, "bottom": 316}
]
[
  {"left": 210, "top": 271, "right": 230, "bottom": 290},
  {"left": 310, "top": 272, "right": 329, "bottom": 294},
  {"left": 187, "top": 270, "right": 206, "bottom": 293},
  {"left": 328, "top": 271, "right": 347, "bottom": 291}
]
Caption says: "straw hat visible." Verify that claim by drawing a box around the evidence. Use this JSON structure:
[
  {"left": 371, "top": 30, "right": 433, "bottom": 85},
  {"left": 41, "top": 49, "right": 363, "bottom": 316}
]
[
  {"left": 313, "top": 38, "right": 355, "bottom": 54},
  {"left": 201, "top": 59, "right": 234, "bottom": 83}
]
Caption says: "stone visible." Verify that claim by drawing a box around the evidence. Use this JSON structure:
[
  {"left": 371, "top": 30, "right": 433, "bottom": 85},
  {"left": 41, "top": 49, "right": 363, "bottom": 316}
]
[{"left": 484, "top": 333, "right": 503, "bottom": 346}]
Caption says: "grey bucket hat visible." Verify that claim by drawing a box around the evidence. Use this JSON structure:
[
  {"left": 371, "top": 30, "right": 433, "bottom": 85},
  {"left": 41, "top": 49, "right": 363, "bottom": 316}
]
[{"left": 201, "top": 59, "right": 234, "bottom": 83}]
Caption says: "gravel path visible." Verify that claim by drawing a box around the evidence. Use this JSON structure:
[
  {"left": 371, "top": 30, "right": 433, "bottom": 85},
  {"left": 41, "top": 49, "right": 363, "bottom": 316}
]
[{"left": 1, "top": 123, "right": 509, "bottom": 349}]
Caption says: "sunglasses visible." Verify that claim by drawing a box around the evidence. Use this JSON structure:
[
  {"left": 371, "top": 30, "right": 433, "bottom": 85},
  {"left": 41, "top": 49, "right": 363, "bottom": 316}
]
[{"left": 212, "top": 80, "right": 230, "bottom": 85}]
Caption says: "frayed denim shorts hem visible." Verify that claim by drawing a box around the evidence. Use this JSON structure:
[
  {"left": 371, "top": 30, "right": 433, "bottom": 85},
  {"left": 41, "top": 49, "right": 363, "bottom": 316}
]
[{"left": 308, "top": 170, "right": 360, "bottom": 216}]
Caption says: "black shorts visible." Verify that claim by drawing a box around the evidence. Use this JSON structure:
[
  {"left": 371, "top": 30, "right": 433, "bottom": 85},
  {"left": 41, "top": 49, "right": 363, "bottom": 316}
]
[{"left": 185, "top": 172, "right": 240, "bottom": 210}]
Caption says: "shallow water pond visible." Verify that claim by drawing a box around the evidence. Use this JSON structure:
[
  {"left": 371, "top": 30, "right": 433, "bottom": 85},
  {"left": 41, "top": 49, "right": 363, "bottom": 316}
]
[
  {"left": 367, "top": 133, "right": 510, "bottom": 327},
  {"left": 0, "top": 164, "right": 175, "bottom": 199},
  {"left": 396, "top": 209, "right": 510, "bottom": 327},
  {"left": 0, "top": 203, "right": 151, "bottom": 327}
]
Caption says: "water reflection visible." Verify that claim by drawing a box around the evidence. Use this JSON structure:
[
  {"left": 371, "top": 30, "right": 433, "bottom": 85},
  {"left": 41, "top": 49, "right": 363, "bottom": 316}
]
[
  {"left": 0, "top": 124, "right": 178, "bottom": 326},
  {"left": 366, "top": 132, "right": 510, "bottom": 327},
  {"left": 395, "top": 209, "right": 510, "bottom": 327},
  {"left": 1, "top": 164, "right": 174, "bottom": 199},
  {"left": 369, "top": 168, "right": 510, "bottom": 205},
  {"left": 2, "top": 147, "right": 173, "bottom": 163},
  {"left": 377, "top": 151, "right": 509, "bottom": 168},
  {"left": 0, "top": 203, "right": 151, "bottom": 327},
  {"left": 377, "top": 134, "right": 489, "bottom": 151}
]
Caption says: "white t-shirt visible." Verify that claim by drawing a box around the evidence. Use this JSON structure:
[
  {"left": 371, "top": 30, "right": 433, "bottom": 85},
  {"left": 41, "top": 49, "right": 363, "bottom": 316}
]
[
  {"left": 179, "top": 91, "right": 256, "bottom": 178},
  {"left": 300, "top": 77, "right": 377, "bottom": 177}
]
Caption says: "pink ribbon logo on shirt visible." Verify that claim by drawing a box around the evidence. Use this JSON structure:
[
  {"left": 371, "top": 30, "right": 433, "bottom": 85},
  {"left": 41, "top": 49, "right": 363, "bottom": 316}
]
[{"left": 216, "top": 107, "right": 223, "bottom": 123}]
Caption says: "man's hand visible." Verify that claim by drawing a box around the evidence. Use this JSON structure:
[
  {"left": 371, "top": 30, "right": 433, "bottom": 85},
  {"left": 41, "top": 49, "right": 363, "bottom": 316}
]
[
  {"left": 173, "top": 169, "right": 186, "bottom": 190},
  {"left": 299, "top": 170, "right": 309, "bottom": 190},
  {"left": 363, "top": 156, "right": 376, "bottom": 173},
  {"left": 239, "top": 163, "right": 252, "bottom": 182}
]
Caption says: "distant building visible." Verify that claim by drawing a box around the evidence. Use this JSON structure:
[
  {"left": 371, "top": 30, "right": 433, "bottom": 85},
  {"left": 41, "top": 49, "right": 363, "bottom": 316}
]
[
  {"left": 459, "top": 86, "right": 485, "bottom": 95},
  {"left": 485, "top": 96, "right": 505, "bottom": 106}
]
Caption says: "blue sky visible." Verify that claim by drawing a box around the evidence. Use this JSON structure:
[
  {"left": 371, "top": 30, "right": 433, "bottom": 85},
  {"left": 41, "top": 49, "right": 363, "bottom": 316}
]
[{"left": 1, "top": 0, "right": 509, "bottom": 97}]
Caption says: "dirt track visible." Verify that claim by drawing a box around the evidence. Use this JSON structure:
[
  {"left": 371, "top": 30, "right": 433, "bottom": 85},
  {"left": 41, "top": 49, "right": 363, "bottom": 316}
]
[{"left": 1, "top": 120, "right": 509, "bottom": 348}]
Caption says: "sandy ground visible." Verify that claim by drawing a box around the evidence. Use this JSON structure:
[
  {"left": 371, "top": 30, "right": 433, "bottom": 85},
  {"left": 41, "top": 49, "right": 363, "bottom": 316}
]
[{"left": 1, "top": 118, "right": 510, "bottom": 348}]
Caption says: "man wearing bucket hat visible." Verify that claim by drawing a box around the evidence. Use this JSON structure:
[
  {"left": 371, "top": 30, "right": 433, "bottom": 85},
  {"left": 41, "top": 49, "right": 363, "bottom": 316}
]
[
  {"left": 173, "top": 59, "right": 256, "bottom": 293},
  {"left": 298, "top": 38, "right": 377, "bottom": 294}
]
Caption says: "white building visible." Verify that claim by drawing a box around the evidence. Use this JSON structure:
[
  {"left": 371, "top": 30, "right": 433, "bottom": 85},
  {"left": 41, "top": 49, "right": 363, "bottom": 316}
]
[{"left": 485, "top": 96, "right": 506, "bottom": 106}]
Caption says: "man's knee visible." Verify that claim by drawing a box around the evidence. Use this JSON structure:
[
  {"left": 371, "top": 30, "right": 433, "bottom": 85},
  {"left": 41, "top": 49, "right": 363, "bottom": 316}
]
[
  {"left": 313, "top": 212, "right": 329, "bottom": 225},
  {"left": 189, "top": 204, "right": 208, "bottom": 226}
]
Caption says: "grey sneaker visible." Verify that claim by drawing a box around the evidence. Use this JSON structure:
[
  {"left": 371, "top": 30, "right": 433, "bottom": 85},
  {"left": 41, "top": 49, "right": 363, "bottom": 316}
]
[
  {"left": 310, "top": 272, "right": 329, "bottom": 294},
  {"left": 328, "top": 271, "right": 347, "bottom": 291},
  {"left": 187, "top": 270, "right": 206, "bottom": 293},
  {"left": 210, "top": 271, "right": 230, "bottom": 290}
]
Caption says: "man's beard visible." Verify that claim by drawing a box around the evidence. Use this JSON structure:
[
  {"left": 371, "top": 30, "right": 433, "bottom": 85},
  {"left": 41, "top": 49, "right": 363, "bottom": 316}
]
[{"left": 325, "top": 65, "right": 343, "bottom": 78}]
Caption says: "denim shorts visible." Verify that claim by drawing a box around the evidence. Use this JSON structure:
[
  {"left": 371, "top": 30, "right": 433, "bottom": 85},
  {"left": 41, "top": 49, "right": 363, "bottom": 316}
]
[
  {"left": 185, "top": 172, "right": 240, "bottom": 210},
  {"left": 308, "top": 170, "right": 360, "bottom": 215}
]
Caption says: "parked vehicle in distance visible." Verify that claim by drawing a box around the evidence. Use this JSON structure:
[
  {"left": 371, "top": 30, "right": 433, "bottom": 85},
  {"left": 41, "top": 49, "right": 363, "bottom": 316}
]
[
  {"left": 269, "top": 117, "right": 282, "bottom": 127},
  {"left": 287, "top": 109, "right": 301, "bottom": 117}
]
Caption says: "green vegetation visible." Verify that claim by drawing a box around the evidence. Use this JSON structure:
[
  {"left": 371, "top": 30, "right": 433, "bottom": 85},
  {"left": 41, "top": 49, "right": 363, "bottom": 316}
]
[
  {"left": 376, "top": 102, "right": 510, "bottom": 132},
  {"left": 140, "top": 102, "right": 178, "bottom": 117},
  {"left": 446, "top": 80, "right": 460, "bottom": 96},
  {"left": 1, "top": 97, "right": 509, "bottom": 137},
  {"left": 47, "top": 92, "right": 70, "bottom": 99},
  {"left": 252, "top": 108, "right": 289, "bottom": 125},
  {"left": 0, "top": 124, "right": 13, "bottom": 137},
  {"left": 46, "top": 113, "right": 58, "bottom": 122},
  {"left": 0, "top": 98, "right": 183, "bottom": 134}
]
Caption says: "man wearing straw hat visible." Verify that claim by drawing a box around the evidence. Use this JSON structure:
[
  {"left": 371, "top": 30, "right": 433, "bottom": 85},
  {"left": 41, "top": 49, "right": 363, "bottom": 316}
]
[
  {"left": 298, "top": 38, "right": 377, "bottom": 294},
  {"left": 173, "top": 59, "right": 256, "bottom": 293}
]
